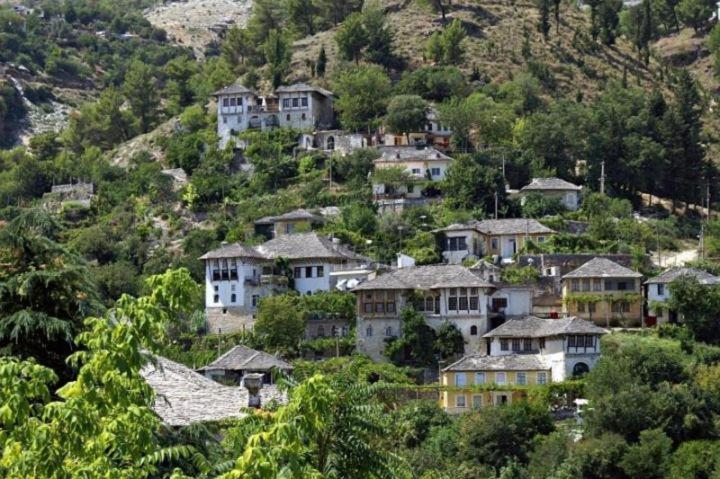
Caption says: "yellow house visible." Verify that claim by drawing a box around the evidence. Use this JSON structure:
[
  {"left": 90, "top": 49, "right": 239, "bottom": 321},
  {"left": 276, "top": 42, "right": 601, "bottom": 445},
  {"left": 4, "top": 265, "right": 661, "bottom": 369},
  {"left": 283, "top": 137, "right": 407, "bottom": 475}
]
[
  {"left": 561, "top": 257, "right": 643, "bottom": 327},
  {"left": 440, "top": 355, "right": 551, "bottom": 413}
]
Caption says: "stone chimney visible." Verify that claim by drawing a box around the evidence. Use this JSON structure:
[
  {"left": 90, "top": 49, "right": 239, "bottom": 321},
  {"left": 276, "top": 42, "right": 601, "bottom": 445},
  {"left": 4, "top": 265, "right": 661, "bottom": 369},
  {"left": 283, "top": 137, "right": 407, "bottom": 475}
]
[{"left": 242, "top": 373, "right": 264, "bottom": 408}]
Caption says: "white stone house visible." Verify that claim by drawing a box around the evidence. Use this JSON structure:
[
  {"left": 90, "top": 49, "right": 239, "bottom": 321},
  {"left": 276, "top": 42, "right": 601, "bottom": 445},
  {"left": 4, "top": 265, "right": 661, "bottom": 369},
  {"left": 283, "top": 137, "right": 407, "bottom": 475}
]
[
  {"left": 645, "top": 267, "right": 720, "bottom": 324},
  {"left": 352, "top": 264, "right": 534, "bottom": 361},
  {"left": 215, "top": 83, "right": 334, "bottom": 147},
  {"left": 519, "top": 177, "right": 582, "bottom": 211},
  {"left": 434, "top": 219, "right": 556, "bottom": 264},
  {"left": 200, "top": 233, "right": 369, "bottom": 333}
]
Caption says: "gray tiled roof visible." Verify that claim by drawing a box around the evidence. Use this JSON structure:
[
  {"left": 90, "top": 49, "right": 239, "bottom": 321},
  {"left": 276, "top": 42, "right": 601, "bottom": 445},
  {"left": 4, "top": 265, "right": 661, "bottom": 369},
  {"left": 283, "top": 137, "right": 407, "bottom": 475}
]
[
  {"left": 435, "top": 218, "right": 555, "bottom": 235},
  {"left": 213, "top": 84, "right": 252, "bottom": 96},
  {"left": 443, "top": 354, "right": 550, "bottom": 372},
  {"left": 199, "top": 243, "right": 266, "bottom": 260},
  {"left": 254, "top": 208, "right": 324, "bottom": 225},
  {"left": 518, "top": 254, "right": 636, "bottom": 270},
  {"left": 562, "top": 257, "right": 642, "bottom": 279},
  {"left": 199, "top": 345, "right": 293, "bottom": 372},
  {"left": 200, "top": 233, "right": 366, "bottom": 262},
  {"left": 141, "top": 356, "right": 285, "bottom": 426},
  {"left": 520, "top": 177, "right": 582, "bottom": 192},
  {"left": 375, "top": 146, "right": 453, "bottom": 163},
  {"left": 645, "top": 267, "right": 720, "bottom": 285},
  {"left": 483, "top": 315, "right": 607, "bottom": 338},
  {"left": 275, "top": 83, "right": 334, "bottom": 97},
  {"left": 352, "top": 264, "right": 495, "bottom": 291}
]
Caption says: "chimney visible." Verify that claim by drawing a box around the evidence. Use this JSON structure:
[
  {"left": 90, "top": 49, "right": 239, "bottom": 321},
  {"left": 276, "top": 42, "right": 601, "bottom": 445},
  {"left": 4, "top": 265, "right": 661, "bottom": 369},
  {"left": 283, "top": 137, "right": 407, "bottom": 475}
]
[{"left": 242, "top": 373, "right": 264, "bottom": 408}]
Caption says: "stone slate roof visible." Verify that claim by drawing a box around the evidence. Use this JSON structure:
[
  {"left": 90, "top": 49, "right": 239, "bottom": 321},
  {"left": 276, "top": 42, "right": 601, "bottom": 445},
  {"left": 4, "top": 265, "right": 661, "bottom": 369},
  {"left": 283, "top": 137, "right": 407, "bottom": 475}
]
[
  {"left": 199, "top": 345, "right": 293, "bottom": 372},
  {"left": 483, "top": 315, "right": 607, "bottom": 338},
  {"left": 375, "top": 146, "right": 452, "bottom": 163},
  {"left": 518, "top": 254, "right": 637, "bottom": 273},
  {"left": 275, "top": 83, "right": 334, "bottom": 97},
  {"left": 141, "top": 356, "right": 284, "bottom": 427},
  {"left": 353, "top": 264, "right": 495, "bottom": 291},
  {"left": 254, "top": 208, "right": 324, "bottom": 225},
  {"left": 200, "top": 233, "right": 367, "bottom": 262},
  {"left": 562, "top": 257, "right": 642, "bottom": 279},
  {"left": 645, "top": 267, "right": 720, "bottom": 285},
  {"left": 435, "top": 219, "right": 555, "bottom": 236},
  {"left": 520, "top": 177, "right": 582, "bottom": 192},
  {"left": 213, "top": 84, "right": 252, "bottom": 96},
  {"left": 443, "top": 354, "right": 550, "bottom": 372}
]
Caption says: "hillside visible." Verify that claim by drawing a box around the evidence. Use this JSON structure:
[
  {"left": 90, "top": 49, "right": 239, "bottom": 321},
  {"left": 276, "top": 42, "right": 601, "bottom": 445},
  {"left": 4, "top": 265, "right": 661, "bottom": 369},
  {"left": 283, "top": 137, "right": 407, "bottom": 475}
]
[{"left": 291, "top": 0, "right": 661, "bottom": 96}]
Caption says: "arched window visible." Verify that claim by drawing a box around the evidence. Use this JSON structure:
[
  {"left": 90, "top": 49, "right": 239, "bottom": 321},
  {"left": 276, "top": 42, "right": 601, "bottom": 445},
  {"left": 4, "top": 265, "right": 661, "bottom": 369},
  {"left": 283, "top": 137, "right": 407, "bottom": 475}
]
[
  {"left": 326, "top": 136, "right": 335, "bottom": 150},
  {"left": 366, "top": 326, "right": 373, "bottom": 337},
  {"left": 573, "top": 362, "right": 590, "bottom": 377},
  {"left": 385, "top": 326, "right": 393, "bottom": 337},
  {"left": 317, "top": 326, "right": 325, "bottom": 337},
  {"left": 470, "top": 325, "right": 478, "bottom": 336}
]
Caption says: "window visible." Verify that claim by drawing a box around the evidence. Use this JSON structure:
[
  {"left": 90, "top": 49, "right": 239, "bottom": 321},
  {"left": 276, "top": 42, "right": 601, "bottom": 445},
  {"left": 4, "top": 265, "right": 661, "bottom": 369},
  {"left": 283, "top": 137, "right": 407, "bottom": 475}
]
[
  {"left": 582, "top": 279, "right": 591, "bottom": 291},
  {"left": 316, "top": 266, "right": 324, "bottom": 277},
  {"left": 214, "top": 285, "right": 219, "bottom": 292},
  {"left": 495, "top": 372, "right": 506, "bottom": 385},
  {"left": 517, "top": 372, "right": 527, "bottom": 385},
  {"left": 470, "top": 325, "right": 478, "bottom": 336},
  {"left": 230, "top": 294, "right": 236, "bottom": 303},
  {"left": 657, "top": 283, "right": 665, "bottom": 295},
  {"left": 456, "top": 395, "right": 466, "bottom": 408},
  {"left": 294, "top": 267, "right": 302, "bottom": 278},
  {"left": 231, "top": 284, "right": 235, "bottom": 291},
  {"left": 472, "top": 395, "right": 483, "bottom": 408},
  {"left": 252, "top": 295, "right": 260, "bottom": 307},
  {"left": 491, "top": 238, "right": 498, "bottom": 250},
  {"left": 375, "top": 302, "right": 385, "bottom": 313},
  {"left": 430, "top": 167, "right": 440, "bottom": 176},
  {"left": 385, "top": 326, "right": 393, "bottom": 337},
  {"left": 222, "top": 98, "right": 229, "bottom": 107},
  {"left": 213, "top": 294, "right": 219, "bottom": 303},
  {"left": 593, "top": 278, "right": 602, "bottom": 291},
  {"left": 523, "top": 338, "right": 532, "bottom": 351},
  {"left": 500, "top": 339, "right": 509, "bottom": 351},
  {"left": 425, "top": 297, "right": 434, "bottom": 311},
  {"left": 411, "top": 168, "right": 421, "bottom": 175},
  {"left": 363, "top": 302, "right": 373, "bottom": 314},
  {"left": 447, "top": 237, "right": 468, "bottom": 251},
  {"left": 283, "top": 98, "right": 291, "bottom": 108},
  {"left": 512, "top": 339, "right": 521, "bottom": 352},
  {"left": 585, "top": 335, "right": 594, "bottom": 347},
  {"left": 292, "top": 98, "right": 299, "bottom": 107},
  {"left": 223, "top": 116, "right": 227, "bottom": 124},
  {"left": 588, "top": 302, "right": 596, "bottom": 313},
  {"left": 571, "top": 279, "right": 580, "bottom": 292},
  {"left": 301, "top": 97, "right": 308, "bottom": 107},
  {"left": 537, "top": 372, "right": 547, "bottom": 385},
  {"left": 568, "top": 336, "right": 576, "bottom": 347},
  {"left": 366, "top": 326, "right": 373, "bottom": 337},
  {"left": 617, "top": 281, "right": 629, "bottom": 291},
  {"left": 305, "top": 266, "right": 313, "bottom": 278},
  {"left": 229, "top": 97, "right": 236, "bottom": 106},
  {"left": 475, "top": 372, "right": 485, "bottom": 384},
  {"left": 317, "top": 326, "right": 325, "bottom": 337},
  {"left": 230, "top": 260, "right": 238, "bottom": 280},
  {"left": 301, "top": 113, "right": 306, "bottom": 120},
  {"left": 455, "top": 373, "right": 467, "bottom": 387},
  {"left": 448, "top": 289, "right": 458, "bottom": 311},
  {"left": 577, "top": 302, "right": 585, "bottom": 313},
  {"left": 539, "top": 338, "right": 545, "bottom": 349},
  {"left": 491, "top": 298, "right": 508, "bottom": 312},
  {"left": 386, "top": 301, "right": 396, "bottom": 313},
  {"left": 459, "top": 289, "right": 468, "bottom": 310},
  {"left": 538, "top": 236, "right": 545, "bottom": 243},
  {"left": 286, "top": 114, "right": 291, "bottom": 121}
]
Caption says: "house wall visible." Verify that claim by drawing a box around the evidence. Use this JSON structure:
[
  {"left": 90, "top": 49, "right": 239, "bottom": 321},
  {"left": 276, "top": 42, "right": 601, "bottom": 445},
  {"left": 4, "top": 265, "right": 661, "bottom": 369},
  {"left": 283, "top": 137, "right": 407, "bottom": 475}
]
[
  {"left": 272, "top": 219, "right": 312, "bottom": 236},
  {"left": 440, "top": 370, "right": 549, "bottom": 413},
  {"left": 356, "top": 316, "right": 402, "bottom": 361},
  {"left": 291, "top": 261, "right": 334, "bottom": 294},
  {"left": 646, "top": 283, "right": 669, "bottom": 321},
  {"left": 374, "top": 159, "right": 450, "bottom": 181},
  {"left": 562, "top": 278, "right": 642, "bottom": 326},
  {"left": 440, "top": 230, "right": 483, "bottom": 264},
  {"left": 521, "top": 190, "right": 580, "bottom": 211},
  {"left": 217, "top": 92, "right": 256, "bottom": 146},
  {"left": 481, "top": 232, "right": 552, "bottom": 260}
]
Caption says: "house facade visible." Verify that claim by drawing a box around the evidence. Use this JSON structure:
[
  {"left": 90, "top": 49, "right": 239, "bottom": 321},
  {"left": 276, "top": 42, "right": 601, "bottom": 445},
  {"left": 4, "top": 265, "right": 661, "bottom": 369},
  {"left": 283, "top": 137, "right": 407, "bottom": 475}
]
[
  {"left": 215, "top": 83, "right": 334, "bottom": 147},
  {"left": 381, "top": 108, "right": 453, "bottom": 151},
  {"left": 519, "top": 177, "right": 582, "bottom": 211},
  {"left": 253, "top": 208, "right": 325, "bottom": 239},
  {"left": 441, "top": 316, "right": 606, "bottom": 413},
  {"left": 645, "top": 267, "right": 720, "bottom": 325},
  {"left": 352, "top": 264, "right": 533, "bottom": 361},
  {"left": 373, "top": 145, "right": 453, "bottom": 181},
  {"left": 435, "top": 219, "right": 556, "bottom": 264},
  {"left": 561, "top": 257, "right": 643, "bottom": 326},
  {"left": 200, "top": 233, "right": 369, "bottom": 333}
]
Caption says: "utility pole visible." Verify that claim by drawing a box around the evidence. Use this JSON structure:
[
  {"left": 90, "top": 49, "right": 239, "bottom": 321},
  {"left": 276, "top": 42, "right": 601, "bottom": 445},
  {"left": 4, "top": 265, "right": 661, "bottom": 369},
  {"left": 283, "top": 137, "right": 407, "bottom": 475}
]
[
  {"left": 706, "top": 183, "right": 711, "bottom": 222},
  {"left": 600, "top": 161, "right": 606, "bottom": 195},
  {"left": 494, "top": 191, "right": 499, "bottom": 219}
]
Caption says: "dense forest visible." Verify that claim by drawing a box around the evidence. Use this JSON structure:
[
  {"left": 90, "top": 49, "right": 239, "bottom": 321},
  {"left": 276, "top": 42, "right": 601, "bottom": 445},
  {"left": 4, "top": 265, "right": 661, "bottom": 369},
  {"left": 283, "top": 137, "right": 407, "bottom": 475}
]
[{"left": 3, "top": 0, "right": 720, "bottom": 477}]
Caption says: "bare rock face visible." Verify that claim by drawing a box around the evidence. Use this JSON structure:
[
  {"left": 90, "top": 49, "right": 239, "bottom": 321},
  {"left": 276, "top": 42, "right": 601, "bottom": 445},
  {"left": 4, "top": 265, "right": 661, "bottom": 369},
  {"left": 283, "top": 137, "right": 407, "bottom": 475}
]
[{"left": 144, "top": 0, "right": 253, "bottom": 58}]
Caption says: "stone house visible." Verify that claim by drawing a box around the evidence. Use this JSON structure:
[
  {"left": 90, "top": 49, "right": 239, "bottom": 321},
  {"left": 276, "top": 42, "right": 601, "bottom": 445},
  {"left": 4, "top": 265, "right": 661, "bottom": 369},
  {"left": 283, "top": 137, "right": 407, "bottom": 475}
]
[
  {"left": 200, "top": 233, "right": 369, "bottom": 334},
  {"left": 519, "top": 177, "right": 582, "bottom": 211},
  {"left": 645, "top": 267, "right": 720, "bottom": 325},
  {"left": 352, "top": 264, "right": 533, "bottom": 361},
  {"left": 253, "top": 208, "right": 326, "bottom": 239},
  {"left": 215, "top": 83, "right": 334, "bottom": 147},
  {"left": 199, "top": 345, "right": 293, "bottom": 385},
  {"left": 440, "top": 316, "right": 606, "bottom": 413},
  {"left": 561, "top": 257, "right": 643, "bottom": 326},
  {"left": 434, "top": 219, "right": 556, "bottom": 264}
]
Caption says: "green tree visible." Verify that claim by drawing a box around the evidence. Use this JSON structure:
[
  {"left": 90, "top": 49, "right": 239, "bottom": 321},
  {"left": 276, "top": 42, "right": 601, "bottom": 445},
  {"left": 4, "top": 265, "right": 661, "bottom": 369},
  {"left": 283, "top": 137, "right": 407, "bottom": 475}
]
[
  {"left": 385, "top": 94, "right": 429, "bottom": 142},
  {"left": 333, "top": 64, "right": 392, "bottom": 131},
  {"left": 316, "top": 45, "right": 327, "bottom": 77},
  {"left": 165, "top": 55, "right": 200, "bottom": 114},
  {"left": 263, "top": 29, "right": 291, "bottom": 88},
  {"left": 677, "top": 0, "right": 712, "bottom": 31},
  {"left": 221, "top": 27, "right": 254, "bottom": 68},
  {"left": 287, "top": 0, "right": 317, "bottom": 35},
  {"left": 247, "top": 0, "right": 286, "bottom": 45},
  {"left": 434, "top": 321, "right": 465, "bottom": 359},
  {"left": 619, "top": 428, "right": 673, "bottom": 478},
  {"left": 667, "top": 276, "right": 720, "bottom": 344},
  {"left": 123, "top": 60, "right": 159, "bottom": 133},
  {"left": 254, "top": 295, "right": 306, "bottom": 353},
  {"left": 441, "top": 19, "right": 467, "bottom": 65},
  {"left": 443, "top": 153, "right": 507, "bottom": 211},
  {"left": 417, "top": 0, "right": 452, "bottom": 21},
  {"left": 363, "top": 2, "right": 395, "bottom": 66},
  {"left": 335, "top": 11, "right": 368, "bottom": 63},
  {"left": 397, "top": 66, "right": 469, "bottom": 102},
  {"left": 425, "top": 31, "right": 444, "bottom": 63},
  {"left": 597, "top": 0, "right": 623, "bottom": 44},
  {"left": 537, "top": 0, "right": 551, "bottom": 39},
  {"left": 385, "top": 308, "right": 437, "bottom": 366}
]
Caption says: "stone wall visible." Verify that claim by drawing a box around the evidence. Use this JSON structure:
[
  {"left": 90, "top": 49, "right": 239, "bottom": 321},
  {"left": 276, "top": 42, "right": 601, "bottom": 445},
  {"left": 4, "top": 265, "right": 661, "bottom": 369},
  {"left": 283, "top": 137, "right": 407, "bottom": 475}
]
[{"left": 206, "top": 307, "right": 255, "bottom": 334}]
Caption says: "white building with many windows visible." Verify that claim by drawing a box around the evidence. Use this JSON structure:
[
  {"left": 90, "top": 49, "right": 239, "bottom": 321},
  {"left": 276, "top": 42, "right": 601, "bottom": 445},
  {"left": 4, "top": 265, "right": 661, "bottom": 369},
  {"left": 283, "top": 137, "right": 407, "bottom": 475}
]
[
  {"left": 200, "top": 233, "right": 369, "bottom": 333},
  {"left": 214, "top": 83, "right": 335, "bottom": 147}
]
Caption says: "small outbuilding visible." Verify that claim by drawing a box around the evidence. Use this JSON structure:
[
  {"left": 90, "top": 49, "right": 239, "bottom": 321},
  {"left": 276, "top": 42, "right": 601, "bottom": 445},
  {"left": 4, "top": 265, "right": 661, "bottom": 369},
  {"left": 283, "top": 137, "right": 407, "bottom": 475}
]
[{"left": 198, "top": 345, "right": 293, "bottom": 385}]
